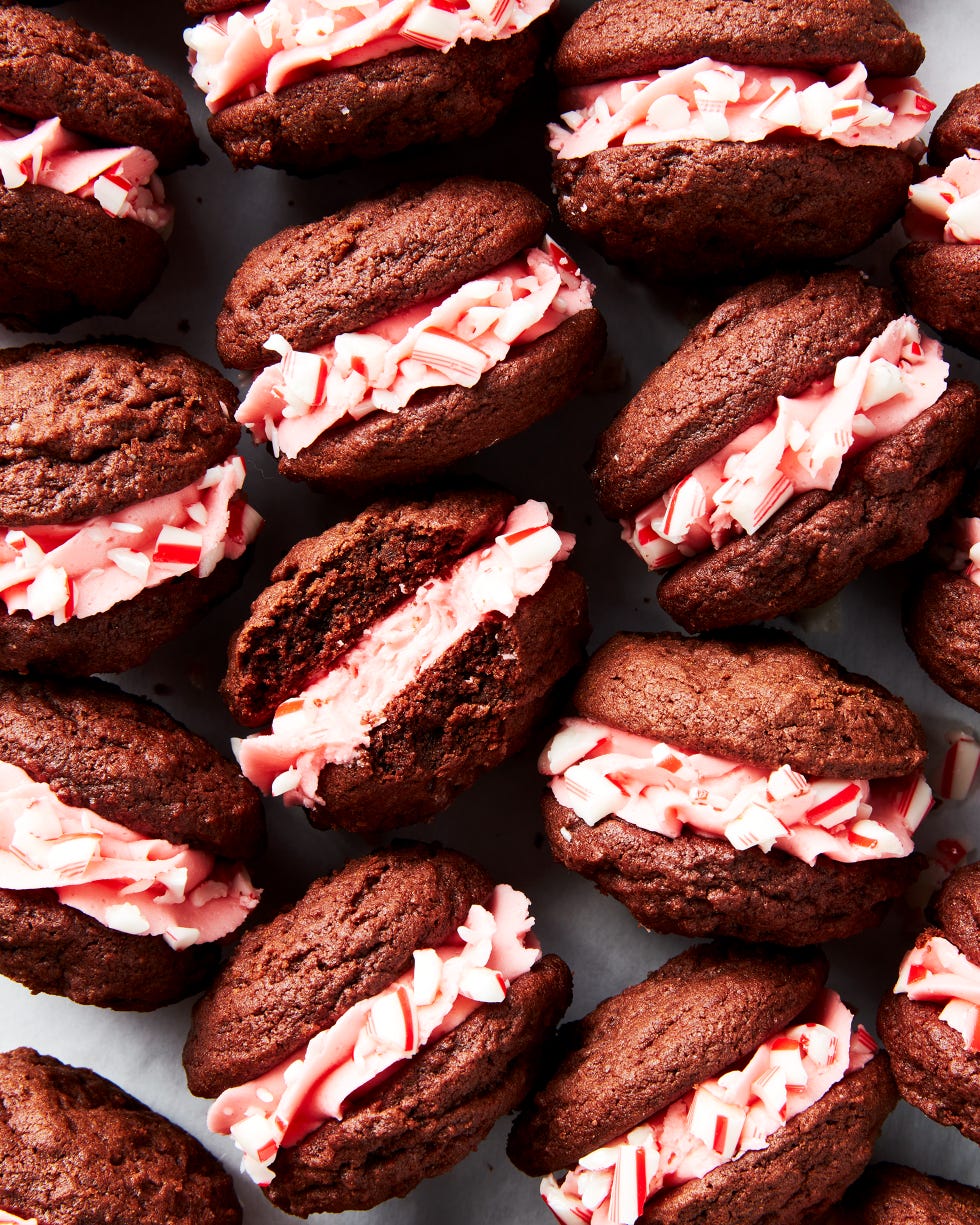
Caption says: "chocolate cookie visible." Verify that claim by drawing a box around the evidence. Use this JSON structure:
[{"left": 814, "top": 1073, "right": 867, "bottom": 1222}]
[
  {"left": 0, "top": 1047, "right": 242, "bottom": 1224},
  {"left": 0, "top": 340, "right": 260, "bottom": 677},
  {"left": 894, "top": 85, "right": 980, "bottom": 358},
  {"left": 185, "top": 0, "right": 550, "bottom": 172},
  {"left": 879, "top": 861, "right": 980, "bottom": 1144},
  {"left": 225, "top": 485, "right": 588, "bottom": 833},
  {"left": 509, "top": 942, "right": 897, "bottom": 1225},
  {"left": 906, "top": 486, "right": 980, "bottom": 712},
  {"left": 219, "top": 179, "right": 605, "bottom": 497},
  {"left": 591, "top": 271, "right": 980, "bottom": 631},
  {"left": 183, "top": 844, "right": 573, "bottom": 1214},
  {"left": 824, "top": 1163, "right": 980, "bottom": 1224},
  {"left": 540, "top": 631, "right": 928, "bottom": 945},
  {"left": 0, "top": 674, "right": 264, "bottom": 1010},
  {"left": 548, "top": 0, "right": 926, "bottom": 278},
  {"left": 0, "top": 6, "right": 200, "bottom": 330}
]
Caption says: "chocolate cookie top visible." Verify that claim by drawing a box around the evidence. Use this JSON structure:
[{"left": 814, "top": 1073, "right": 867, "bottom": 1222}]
[
  {"left": 930, "top": 862, "right": 980, "bottom": 965},
  {"left": 0, "top": 6, "right": 199, "bottom": 172},
  {"left": 827, "top": 1163, "right": 980, "bottom": 1224},
  {"left": 223, "top": 485, "right": 515, "bottom": 725},
  {"left": 929, "top": 84, "right": 980, "bottom": 167},
  {"left": 554, "top": 0, "right": 923, "bottom": 87},
  {"left": 0, "top": 1047, "right": 242, "bottom": 1225},
  {"left": 184, "top": 845, "right": 494, "bottom": 1096},
  {"left": 508, "top": 941, "right": 827, "bottom": 1174},
  {"left": 216, "top": 178, "right": 550, "bottom": 369},
  {"left": 572, "top": 632, "right": 926, "bottom": 779},
  {"left": 0, "top": 341, "right": 241, "bottom": 526},
  {"left": 0, "top": 675, "right": 264, "bottom": 859},
  {"left": 592, "top": 271, "right": 896, "bottom": 520}
]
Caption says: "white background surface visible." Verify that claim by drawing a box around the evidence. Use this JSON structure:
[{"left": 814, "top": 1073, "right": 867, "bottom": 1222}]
[{"left": 2, "top": 0, "right": 980, "bottom": 1219}]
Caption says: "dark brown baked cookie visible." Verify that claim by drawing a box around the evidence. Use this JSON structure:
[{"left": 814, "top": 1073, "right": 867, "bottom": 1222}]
[
  {"left": 183, "top": 844, "right": 573, "bottom": 1213},
  {"left": 549, "top": 0, "right": 924, "bottom": 277},
  {"left": 540, "top": 632, "right": 927, "bottom": 944},
  {"left": 0, "top": 6, "right": 199, "bottom": 330},
  {"left": 879, "top": 863, "right": 980, "bottom": 1144},
  {"left": 0, "top": 675, "right": 263, "bottom": 1011},
  {"left": 590, "top": 271, "right": 980, "bottom": 631},
  {"left": 0, "top": 340, "right": 255, "bottom": 677},
  {"left": 0, "top": 1047, "right": 242, "bottom": 1224},
  {"left": 928, "top": 84, "right": 980, "bottom": 168},
  {"left": 825, "top": 1162, "right": 980, "bottom": 1224},
  {"left": 218, "top": 179, "right": 604, "bottom": 495},
  {"left": 224, "top": 486, "right": 588, "bottom": 833}
]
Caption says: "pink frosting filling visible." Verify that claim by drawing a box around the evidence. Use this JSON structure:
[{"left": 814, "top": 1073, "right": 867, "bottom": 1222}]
[
  {"left": 236, "top": 241, "right": 593, "bottom": 461},
  {"left": 235, "top": 500, "right": 572, "bottom": 807},
  {"left": 623, "top": 317, "right": 947, "bottom": 571},
  {"left": 894, "top": 934, "right": 980, "bottom": 1053},
  {"left": 550, "top": 58, "right": 933, "bottom": 160},
  {"left": 0, "top": 116, "right": 172, "bottom": 234},
  {"left": 0, "top": 760, "right": 260, "bottom": 950},
  {"left": 0, "top": 456, "right": 262, "bottom": 626},
  {"left": 905, "top": 150, "right": 980, "bottom": 243},
  {"left": 208, "top": 882, "right": 540, "bottom": 1184},
  {"left": 186, "top": 0, "right": 553, "bottom": 113},
  {"left": 542, "top": 990, "right": 876, "bottom": 1225},
  {"left": 541, "top": 718, "right": 932, "bottom": 866},
  {"left": 953, "top": 517, "right": 980, "bottom": 590}
]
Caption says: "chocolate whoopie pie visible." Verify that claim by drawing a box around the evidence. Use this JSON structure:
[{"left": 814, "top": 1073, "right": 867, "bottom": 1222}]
[
  {"left": 0, "top": 1047, "right": 242, "bottom": 1224},
  {"left": 225, "top": 485, "right": 589, "bottom": 833},
  {"left": 184, "top": 0, "right": 551, "bottom": 172},
  {"left": 879, "top": 861, "right": 980, "bottom": 1144},
  {"left": 0, "top": 340, "right": 261, "bottom": 677},
  {"left": 0, "top": 674, "right": 264, "bottom": 1011},
  {"left": 823, "top": 1162, "right": 980, "bottom": 1224},
  {"left": 905, "top": 484, "right": 980, "bottom": 713},
  {"left": 219, "top": 178, "right": 605, "bottom": 497},
  {"left": 540, "top": 631, "right": 929, "bottom": 946},
  {"left": 547, "top": 0, "right": 929, "bottom": 279},
  {"left": 895, "top": 85, "right": 980, "bottom": 358},
  {"left": 508, "top": 942, "right": 897, "bottom": 1225},
  {"left": 592, "top": 270, "right": 980, "bottom": 632},
  {"left": 183, "top": 844, "right": 572, "bottom": 1215},
  {"left": 0, "top": 5, "right": 200, "bottom": 331}
]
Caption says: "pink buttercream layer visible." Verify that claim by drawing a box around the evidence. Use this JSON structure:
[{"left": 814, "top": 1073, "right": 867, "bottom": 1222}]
[
  {"left": 542, "top": 990, "right": 876, "bottom": 1225},
  {"left": 0, "top": 116, "right": 172, "bottom": 234},
  {"left": 894, "top": 934, "right": 980, "bottom": 1053},
  {"left": 954, "top": 517, "right": 980, "bottom": 590},
  {"left": 0, "top": 456, "right": 262, "bottom": 626},
  {"left": 542, "top": 718, "right": 932, "bottom": 866},
  {"left": 236, "top": 240, "right": 593, "bottom": 461},
  {"left": 905, "top": 150, "right": 980, "bottom": 243},
  {"left": 0, "top": 760, "right": 260, "bottom": 950},
  {"left": 550, "top": 58, "right": 933, "bottom": 160},
  {"left": 235, "top": 500, "right": 572, "bottom": 807},
  {"left": 186, "top": 0, "right": 553, "bottom": 113},
  {"left": 623, "top": 317, "right": 947, "bottom": 571},
  {"left": 208, "top": 882, "right": 540, "bottom": 1185}
]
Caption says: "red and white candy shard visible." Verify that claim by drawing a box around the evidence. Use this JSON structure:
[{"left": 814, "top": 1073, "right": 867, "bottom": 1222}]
[
  {"left": 542, "top": 718, "right": 931, "bottom": 867},
  {"left": 905, "top": 150, "right": 980, "bottom": 243},
  {"left": 895, "top": 935, "right": 980, "bottom": 1053},
  {"left": 624, "top": 317, "right": 947, "bottom": 572},
  {"left": 541, "top": 990, "right": 873, "bottom": 1225},
  {"left": 939, "top": 731, "right": 980, "bottom": 801}
]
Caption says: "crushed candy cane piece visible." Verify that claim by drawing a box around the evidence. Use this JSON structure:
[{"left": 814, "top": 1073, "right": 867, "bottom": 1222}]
[
  {"left": 939, "top": 731, "right": 980, "bottom": 800},
  {"left": 895, "top": 935, "right": 980, "bottom": 1052}
]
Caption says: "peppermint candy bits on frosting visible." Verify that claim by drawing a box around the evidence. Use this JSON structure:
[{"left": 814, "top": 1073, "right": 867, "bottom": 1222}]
[
  {"left": 550, "top": 58, "right": 933, "bottom": 161},
  {"left": 0, "top": 760, "right": 260, "bottom": 950},
  {"left": 236, "top": 499, "right": 573, "bottom": 806},
  {"left": 542, "top": 718, "right": 932, "bottom": 866},
  {"left": 894, "top": 936, "right": 980, "bottom": 1053},
  {"left": 236, "top": 240, "right": 593, "bottom": 460},
  {"left": 624, "top": 317, "right": 948, "bottom": 571},
  {"left": 905, "top": 149, "right": 980, "bottom": 244},
  {"left": 542, "top": 990, "right": 875, "bottom": 1225},
  {"left": 0, "top": 116, "right": 172, "bottom": 234},
  {"left": 0, "top": 456, "right": 261, "bottom": 626},
  {"left": 187, "top": 0, "right": 553, "bottom": 114},
  {"left": 208, "top": 883, "right": 540, "bottom": 1185}
]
